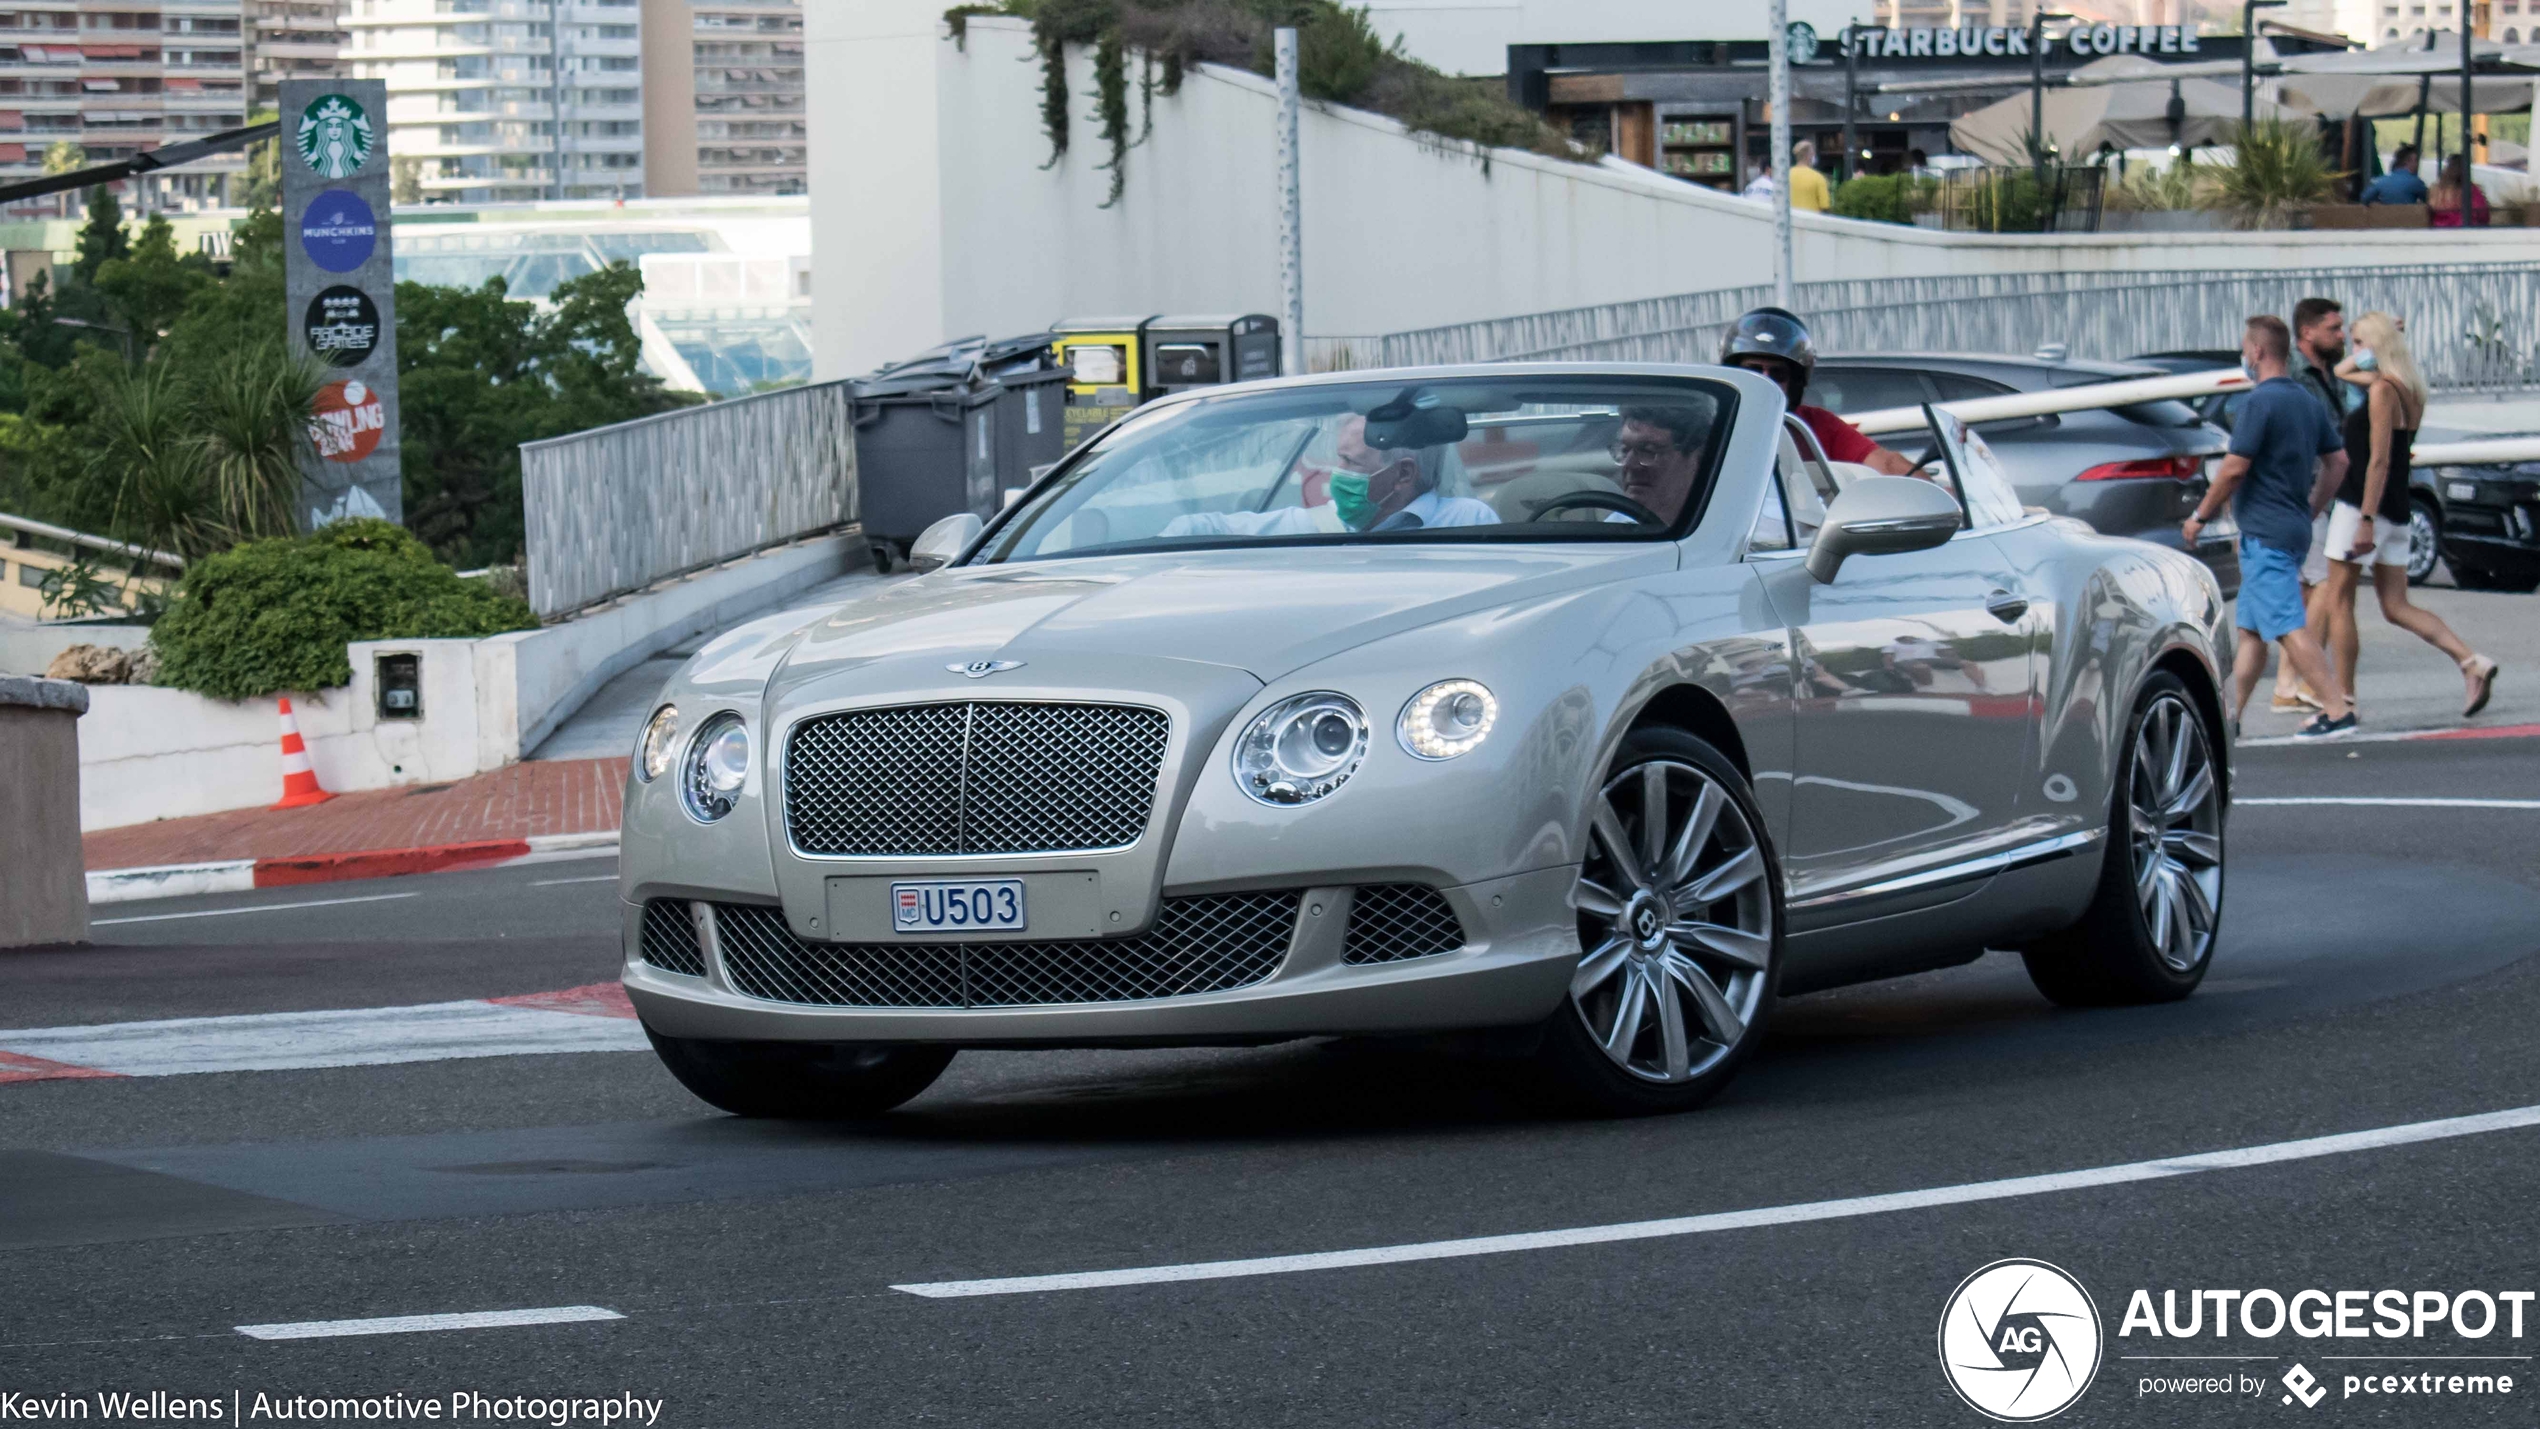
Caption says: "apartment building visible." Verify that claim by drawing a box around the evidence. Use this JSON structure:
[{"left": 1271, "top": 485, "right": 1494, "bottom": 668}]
[
  {"left": 0, "top": 1, "right": 250, "bottom": 215},
  {"left": 640, "top": 0, "right": 799, "bottom": 196},
  {"left": 245, "top": 0, "right": 344, "bottom": 110},
  {"left": 343, "top": 0, "right": 643, "bottom": 203}
]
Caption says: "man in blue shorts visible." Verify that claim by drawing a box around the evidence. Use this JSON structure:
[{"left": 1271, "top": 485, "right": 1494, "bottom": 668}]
[{"left": 2184, "top": 314, "right": 2355, "bottom": 739}]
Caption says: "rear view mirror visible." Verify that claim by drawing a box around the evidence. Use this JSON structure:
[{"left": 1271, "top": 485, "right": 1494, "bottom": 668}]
[
  {"left": 908, "top": 513, "right": 983, "bottom": 572},
  {"left": 1806, "top": 476, "right": 1964, "bottom": 583}
]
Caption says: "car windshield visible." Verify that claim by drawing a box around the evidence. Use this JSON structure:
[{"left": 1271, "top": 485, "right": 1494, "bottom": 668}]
[{"left": 971, "top": 375, "right": 1736, "bottom": 563}]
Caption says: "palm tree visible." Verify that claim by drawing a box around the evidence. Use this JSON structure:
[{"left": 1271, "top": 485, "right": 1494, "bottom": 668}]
[
  {"left": 92, "top": 360, "right": 218, "bottom": 562},
  {"left": 193, "top": 341, "right": 327, "bottom": 544},
  {"left": 89, "top": 340, "right": 328, "bottom": 560}
]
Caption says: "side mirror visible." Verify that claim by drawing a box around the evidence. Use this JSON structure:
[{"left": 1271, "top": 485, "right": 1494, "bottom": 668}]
[
  {"left": 908, "top": 512, "right": 983, "bottom": 573},
  {"left": 1805, "top": 475, "right": 1964, "bottom": 584}
]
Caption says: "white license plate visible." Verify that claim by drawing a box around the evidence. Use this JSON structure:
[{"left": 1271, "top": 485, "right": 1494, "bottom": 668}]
[
  {"left": 892, "top": 879, "right": 1025, "bottom": 933},
  {"left": 2449, "top": 481, "right": 2478, "bottom": 501}
]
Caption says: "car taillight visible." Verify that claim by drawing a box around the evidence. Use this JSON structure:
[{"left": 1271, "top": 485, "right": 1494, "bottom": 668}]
[{"left": 2075, "top": 455, "right": 2206, "bottom": 481}]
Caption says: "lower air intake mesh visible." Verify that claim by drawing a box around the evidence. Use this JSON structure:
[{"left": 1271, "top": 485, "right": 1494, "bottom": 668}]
[
  {"left": 639, "top": 899, "right": 707, "bottom": 977},
  {"left": 711, "top": 891, "right": 1299, "bottom": 1008},
  {"left": 1341, "top": 884, "right": 1468, "bottom": 964}
]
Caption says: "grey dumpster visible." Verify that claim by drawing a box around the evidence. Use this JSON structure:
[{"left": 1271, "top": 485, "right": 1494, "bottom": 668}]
[{"left": 850, "top": 335, "right": 1068, "bottom": 568}]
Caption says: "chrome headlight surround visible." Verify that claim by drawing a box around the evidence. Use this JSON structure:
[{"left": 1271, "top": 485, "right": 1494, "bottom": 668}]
[
  {"left": 1397, "top": 679, "right": 1498, "bottom": 761},
  {"left": 680, "top": 711, "right": 751, "bottom": 823},
  {"left": 636, "top": 703, "right": 680, "bottom": 783},
  {"left": 1233, "top": 691, "right": 1369, "bottom": 806}
]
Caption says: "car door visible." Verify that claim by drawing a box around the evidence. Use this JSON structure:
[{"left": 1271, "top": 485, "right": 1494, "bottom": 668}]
[{"left": 1760, "top": 408, "right": 2040, "bottom": 925}]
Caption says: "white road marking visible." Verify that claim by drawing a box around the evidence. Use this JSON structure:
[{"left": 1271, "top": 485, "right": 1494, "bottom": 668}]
[
  {"left": 529, "top": 873, "right": 620, "bottom": 887},
  {"left": 892, "top": 1103, "right": 2540, "bottom": 1299},
  {"left": 0, "top": 999, "right": 647, "bottom": 1078},
  {"left": 2236, "top": 797, "right": 2540, "bottom": 809},
  {"left": 90, "top": 892, "right": 419, "bottom": 927},
  {"left": 235, "top": 1306, "right": 623, "bottom": 1341}
]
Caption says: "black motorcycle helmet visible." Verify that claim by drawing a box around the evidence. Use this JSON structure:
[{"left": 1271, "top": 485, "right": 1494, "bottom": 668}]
[{"left": 1719, "top": 307, "right": 1816, "bottom": 401}]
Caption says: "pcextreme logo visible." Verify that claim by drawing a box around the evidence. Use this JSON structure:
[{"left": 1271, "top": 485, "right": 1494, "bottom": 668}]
[{"left": 1939, "top": 1259, "right": 2104, "bottom": 1421}]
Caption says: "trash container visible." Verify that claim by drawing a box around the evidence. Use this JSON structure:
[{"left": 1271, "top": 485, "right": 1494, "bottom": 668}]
[
  {"left": 1144, "top": 314, "right": 1281, "bottom": 398},
  {"left": 1051, "top": 316, "right": 1155, "bottom": 451},
  {"left": 850, "top": 333, "right": 1069, "bottom": 569}
]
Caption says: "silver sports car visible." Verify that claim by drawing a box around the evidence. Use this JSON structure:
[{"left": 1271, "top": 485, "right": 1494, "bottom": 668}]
[{"left": 621, "top": 364, "right": 2234, "bottom": 1117}]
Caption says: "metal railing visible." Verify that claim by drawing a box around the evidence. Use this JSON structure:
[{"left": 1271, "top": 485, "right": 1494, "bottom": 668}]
[
  {"left": 520, "top": 378, "right": 856, "bottom": 618},
  {"left": 1368, "top": 264, "right": 2540, "bottom": 394}
]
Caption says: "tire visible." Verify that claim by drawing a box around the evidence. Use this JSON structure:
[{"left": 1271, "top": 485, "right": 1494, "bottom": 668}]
[
  {"left": 1538, "top": 727, "right": 1785, "bottom": 1115},
  {"left": 2406, "top": 499, "right": 2443, "bottom": 586},
  {"left": 646, "top": 1029, "right": 954, "bottom": 1118},
  {"left": 2452, "top": 562, "right": 2540, "bottom": 594},
  {"left": 2021, "top": 672, "right": 2224, "bottom": 1007}
]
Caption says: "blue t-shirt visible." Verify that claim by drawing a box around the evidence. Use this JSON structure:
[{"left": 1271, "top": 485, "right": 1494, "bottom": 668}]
[
  {"left": 2227, "top": 375, "right": 2345, "bottom": 556},
  {"left": 2360, "top": 170, "right": 2428, "bottom": 206}
]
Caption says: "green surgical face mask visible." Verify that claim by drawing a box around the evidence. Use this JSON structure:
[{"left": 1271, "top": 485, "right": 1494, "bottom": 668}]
[{"left": 1328, "top": 472, "right": 1375, "bottom": 529}]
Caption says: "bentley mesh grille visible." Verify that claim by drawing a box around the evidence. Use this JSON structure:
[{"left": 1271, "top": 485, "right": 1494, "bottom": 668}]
[
  {"left": 710, "top": 892, "right": 1298, "bottom": 1008},
  {"left": 784, "top": 702, "right": 1170, "bottom": 856},
  {"left": 639, "top": 899, "right": 707, "bottom": 977},
  {"left": 1341, "top": 884, "right": 1468, "bottom": 964}
]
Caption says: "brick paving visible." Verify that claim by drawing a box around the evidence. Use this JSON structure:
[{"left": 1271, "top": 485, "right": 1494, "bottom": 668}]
[{"left": 83, "top": 757, "right": 627, "bottom": 871}]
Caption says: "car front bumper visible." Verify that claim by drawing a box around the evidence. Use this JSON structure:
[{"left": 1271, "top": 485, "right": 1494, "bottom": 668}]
[{"left": 623, "top": 865, "right": 1582, "bottom": 1046}]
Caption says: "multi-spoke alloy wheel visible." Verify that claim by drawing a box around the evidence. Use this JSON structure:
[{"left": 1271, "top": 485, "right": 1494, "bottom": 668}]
[
  {"left": 2021, "top": 671, "right": 2226, "bottom": 1007},
  {"left": 2128, "top": 692, "right": 2222, "bottom": 974},
  {"left": 1567, "top": 750, "right": 1775, "bottom": 1088}
]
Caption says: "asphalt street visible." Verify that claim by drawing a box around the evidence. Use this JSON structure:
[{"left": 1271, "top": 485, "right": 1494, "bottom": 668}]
[{"left": 4, "top": 736, "right": 2537, "bottom": 1425}]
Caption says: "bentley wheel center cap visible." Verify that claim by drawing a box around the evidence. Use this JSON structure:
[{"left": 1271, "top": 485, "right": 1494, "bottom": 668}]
[{"left": 1624, "top": 892, "right": 1669, "bottom": 952}]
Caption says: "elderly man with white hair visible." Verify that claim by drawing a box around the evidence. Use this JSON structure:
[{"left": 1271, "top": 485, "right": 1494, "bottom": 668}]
[{"left": 1159, "top": 414, "right": 1497, "bottom": 538}]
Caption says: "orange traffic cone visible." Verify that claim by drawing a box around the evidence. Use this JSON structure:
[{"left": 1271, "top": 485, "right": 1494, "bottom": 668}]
[{"left": 270, "top": 695, "right": 335, "bottom": 810}]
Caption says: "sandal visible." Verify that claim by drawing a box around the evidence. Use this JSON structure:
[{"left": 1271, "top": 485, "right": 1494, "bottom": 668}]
[{"left": 2462, "top": 655, "right": 2499, "bottom": 718}]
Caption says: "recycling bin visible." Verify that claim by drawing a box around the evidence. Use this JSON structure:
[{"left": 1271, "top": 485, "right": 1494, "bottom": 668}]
[
  {"left": 849, "top": 335, "right": 1071, "bottom": 568},
  {"left": 1051, "top": 316, "right": 1153, "bottom": 451},
  {"left": 1144, "top": 314, "right": 1281, "bottom": 398}
]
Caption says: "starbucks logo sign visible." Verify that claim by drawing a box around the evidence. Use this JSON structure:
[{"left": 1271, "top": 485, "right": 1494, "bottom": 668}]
[{"left": 297, "top": 94, "right": 373, "bottom": 179}]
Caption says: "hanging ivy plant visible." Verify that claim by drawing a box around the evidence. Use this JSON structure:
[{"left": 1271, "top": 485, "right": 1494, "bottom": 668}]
[{"left": 952, "top": 0, "right": 1576, "bottom": 203}]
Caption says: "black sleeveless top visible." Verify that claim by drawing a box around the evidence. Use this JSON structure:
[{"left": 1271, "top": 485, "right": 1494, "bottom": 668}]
[{"left": 2339, "top": 395, "right": 2415, "bottom": 523}]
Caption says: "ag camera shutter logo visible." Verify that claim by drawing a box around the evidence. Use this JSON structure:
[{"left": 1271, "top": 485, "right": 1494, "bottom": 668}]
[{"left": 1939, "top": 1259, "right": 2103, "bottom": 1421}]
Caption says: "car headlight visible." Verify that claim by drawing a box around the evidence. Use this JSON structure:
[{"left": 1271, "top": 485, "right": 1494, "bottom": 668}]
[
  {"left": 637, "top": 703, "right": 679, "bottom": 782},
  {"left": 1398, "top": 679, "right": 1497, "bottom": 760},
  {"left": 680, "top": 712, "right": 750, "bottom": 822},
  {"left": 1233, "top": 692, "right": 1368, "bottom": 805}
]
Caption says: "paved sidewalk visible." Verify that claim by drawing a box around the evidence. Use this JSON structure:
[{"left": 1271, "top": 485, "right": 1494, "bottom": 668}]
[{"left": 83, "top": 757, "right": 627, "bottom": 872}]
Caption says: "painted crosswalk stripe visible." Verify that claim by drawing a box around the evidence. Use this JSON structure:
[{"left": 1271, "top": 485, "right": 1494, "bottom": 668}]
[
  {"left": 891, "top": 1102, "right": 2540, "bottom": 1298},
  {"left": 235, "top": 1306, "right": 623, "bottom": 1341},
  {"left": 0, "top": 984, "right": 646, "bottom": 1082}
]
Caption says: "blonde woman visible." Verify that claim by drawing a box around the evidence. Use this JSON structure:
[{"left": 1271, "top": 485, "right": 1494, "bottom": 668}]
[{"left": 2329, "top": 312, "right": 2500, "bottom": 718}]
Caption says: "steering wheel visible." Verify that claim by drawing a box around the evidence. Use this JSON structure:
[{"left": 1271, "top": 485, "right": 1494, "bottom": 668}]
[{"left": 1526, "top": 490, "right": 1665, "bottom": 525}]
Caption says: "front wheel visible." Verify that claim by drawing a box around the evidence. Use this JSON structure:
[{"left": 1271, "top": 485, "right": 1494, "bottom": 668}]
[
  {"left": 1538, "top": 727, "right": 1784, "bottom": 1115},
  {"left": 646, "top": 1029, "right": 954, "bottom": 1118},
  {"left": 2021, "top": 672, "right": 2224, "bottom": 1006}
]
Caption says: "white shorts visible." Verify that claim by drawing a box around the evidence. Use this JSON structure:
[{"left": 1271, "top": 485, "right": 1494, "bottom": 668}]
[
  {"left": 2324, "top": 500, "right": 2412, "bottom": 568},
  {"left": 2300, "top": 511, "right": 2332, "bottom": 584}
]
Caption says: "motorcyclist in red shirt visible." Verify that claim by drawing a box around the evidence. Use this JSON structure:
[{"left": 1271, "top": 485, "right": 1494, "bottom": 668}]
[{"left": 1719, "top": 307, "right": 1919, "bottom": 477}]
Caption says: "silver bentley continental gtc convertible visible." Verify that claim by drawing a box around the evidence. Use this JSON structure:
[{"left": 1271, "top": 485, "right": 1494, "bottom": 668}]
[{"left": 620, "top": 365, "right": 2233, "bottom": 1117}]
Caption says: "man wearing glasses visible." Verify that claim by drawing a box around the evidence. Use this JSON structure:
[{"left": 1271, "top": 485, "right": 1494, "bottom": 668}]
[
  {"left": 1610, "top": 406, "right": 1714, "bottom": 525},
  {"left": 1718, "top": 306, "right": 1919, "bottom": 479}
]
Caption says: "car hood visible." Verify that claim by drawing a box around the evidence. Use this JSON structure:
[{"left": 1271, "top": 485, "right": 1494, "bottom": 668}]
[{"left": 766, "top": 543, "right": 1677, "bottom": 697}]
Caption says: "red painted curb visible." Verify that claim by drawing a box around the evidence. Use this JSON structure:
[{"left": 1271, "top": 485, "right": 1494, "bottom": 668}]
[
  {"left": 251, "top": 839, "right": 535, "bottom": 889},
  {"left": 2407, "top": 722, "right": 2540, "bottom": 742}
]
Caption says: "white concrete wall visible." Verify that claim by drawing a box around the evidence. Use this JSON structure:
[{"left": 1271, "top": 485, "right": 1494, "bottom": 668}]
[
  {"left": 813, "top": 9, "right": 2540, "bottom": 381},
  {"left": 74, "top": 533, "right": 864, "bottom": 830}
]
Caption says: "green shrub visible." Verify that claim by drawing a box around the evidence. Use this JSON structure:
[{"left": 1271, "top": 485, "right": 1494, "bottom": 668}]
[
  {"left": 151, "top": 519, "right": 538, "bottom": 700},
  {"left": 1830, "top": 173, "right": 1936, "bottom": 225}
]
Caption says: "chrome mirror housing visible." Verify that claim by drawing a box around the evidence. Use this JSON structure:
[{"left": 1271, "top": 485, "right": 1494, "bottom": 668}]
[
  {"left": 1805, "top": 475, "right": 1965, "bottom": 584},
  {"left": 908, "top": 513, "right": 984, "bottom": 573}
]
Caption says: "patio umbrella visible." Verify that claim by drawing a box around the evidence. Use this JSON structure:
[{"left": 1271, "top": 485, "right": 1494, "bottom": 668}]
[{"left": 1947, "top": 55, "right": 2308, "bottom": 166}]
